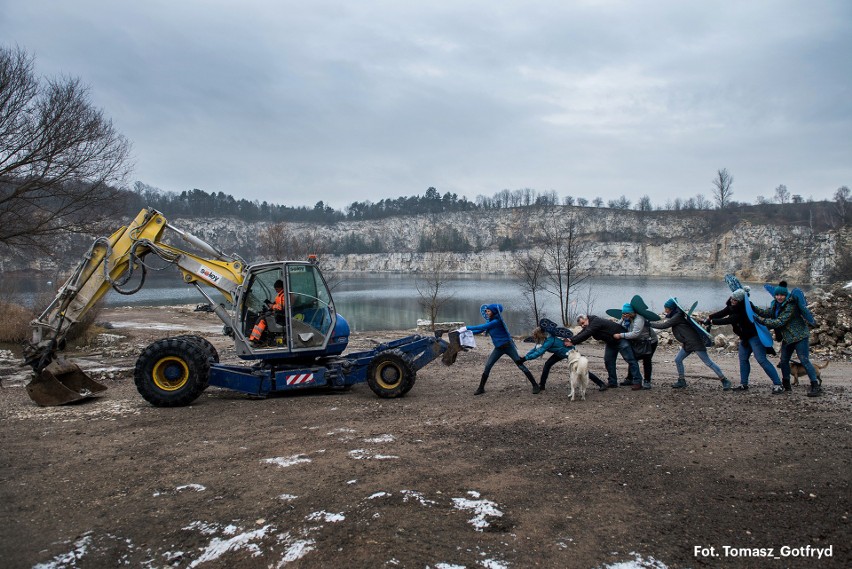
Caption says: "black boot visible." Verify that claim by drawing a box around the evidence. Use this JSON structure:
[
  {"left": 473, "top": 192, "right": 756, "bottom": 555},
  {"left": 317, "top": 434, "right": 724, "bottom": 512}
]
[
  {"left": 524, "top": 370, "right": 541, "bottom": 394},
  {"left": 782, "top": 377, "right": 792, "bottom": 392},
  {"left": 474, "top": 374, "right": 488, "bottom": 395}
]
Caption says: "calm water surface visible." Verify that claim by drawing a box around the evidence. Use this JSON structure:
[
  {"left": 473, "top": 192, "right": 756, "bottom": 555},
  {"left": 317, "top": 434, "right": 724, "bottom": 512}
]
[{"left": 6, "top": 271, "right": 785, "bottom": 332}]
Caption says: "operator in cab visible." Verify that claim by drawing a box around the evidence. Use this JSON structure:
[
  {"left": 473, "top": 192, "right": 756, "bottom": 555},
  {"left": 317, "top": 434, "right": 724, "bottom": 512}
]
[{"left": 249, "top": 279, "right": 287, "bottom": 344}]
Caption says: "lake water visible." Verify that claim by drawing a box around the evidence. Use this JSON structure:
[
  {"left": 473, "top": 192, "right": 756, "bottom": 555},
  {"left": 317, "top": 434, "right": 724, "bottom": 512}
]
[{"left": 7, "top": 271, "right": 784, "bottom": 332}]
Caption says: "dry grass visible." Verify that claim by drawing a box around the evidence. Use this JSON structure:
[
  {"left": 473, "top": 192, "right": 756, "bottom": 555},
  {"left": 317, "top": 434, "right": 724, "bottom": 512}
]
[{"left": 0, "top": 300, "right": 34, "bottom": 343}]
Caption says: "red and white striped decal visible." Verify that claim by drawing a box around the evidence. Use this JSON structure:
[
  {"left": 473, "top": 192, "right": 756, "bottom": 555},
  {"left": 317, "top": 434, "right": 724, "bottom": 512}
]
[{"left": 285, "top": 373, "right": 315, "bottom": 386}]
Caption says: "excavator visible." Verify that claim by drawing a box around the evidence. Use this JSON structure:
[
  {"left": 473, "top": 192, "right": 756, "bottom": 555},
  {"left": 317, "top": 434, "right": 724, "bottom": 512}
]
[{"left": 23, "top": 208, "right": 453, "bottom": 407}]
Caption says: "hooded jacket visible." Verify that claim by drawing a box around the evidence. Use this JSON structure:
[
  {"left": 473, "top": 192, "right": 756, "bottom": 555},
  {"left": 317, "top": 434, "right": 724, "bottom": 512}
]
[
  {"left": 524, "top": 334, "right": 572, "bottom": 360},
  {"left": 752, "top": 298, "right": 809, "bottom": 344},
  {"left": 650, "top": 307, "right": 707, "bottom": 353},
  {"left": 466, "top": 303, "right": 513, "bottom": 348},
  {"left": 708, "top": 298, "right": 757, "bottom": 340}
]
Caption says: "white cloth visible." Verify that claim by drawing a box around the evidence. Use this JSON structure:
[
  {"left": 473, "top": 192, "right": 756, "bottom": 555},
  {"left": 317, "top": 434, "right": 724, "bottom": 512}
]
[{"left": 458, "top": 328, "right": 476, "bottom": 348}]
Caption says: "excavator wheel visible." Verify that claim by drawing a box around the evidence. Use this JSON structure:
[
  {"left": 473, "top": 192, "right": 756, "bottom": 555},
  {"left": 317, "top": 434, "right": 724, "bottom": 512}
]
[
  {"left": 367, "top": 351, "right": 416, "bottom": 398},
  {"left": 134, "top": 338, "right": 210, "bottom": 407},
  {"left": 171, "top": 335, "right": 218, "bottom": 388}
]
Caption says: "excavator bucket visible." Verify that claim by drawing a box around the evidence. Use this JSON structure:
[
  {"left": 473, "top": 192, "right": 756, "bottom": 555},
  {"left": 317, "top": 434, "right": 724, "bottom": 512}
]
[{"left": 26, "top": 358, "right": 108, "bottom": 406}]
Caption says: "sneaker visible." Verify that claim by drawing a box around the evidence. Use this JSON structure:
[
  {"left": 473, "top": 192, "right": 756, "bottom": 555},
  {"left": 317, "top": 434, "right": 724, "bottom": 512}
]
[
  {"left": 733, "top": 385, "right": 749, "bottom": 392},
  {"left": 721, "top": 378, "right": 732, "bottom": 391},
  {"left": 631, "top": 383, "right": 643, "bottom": 391},
  {"left": 620, "top": 379, "right": 633, "bottom": 386},
  {"left": 807, "top": 385, "right": 823, "bottom": 398},
  {"left": 771, "top": 385, "right": 785, "bottom": 395},
  {"left": 671, "top": 378, "right": 687, "bottom": 389},
  {"left": 642, "top": 381, "right": 651, "bottom": 390}
]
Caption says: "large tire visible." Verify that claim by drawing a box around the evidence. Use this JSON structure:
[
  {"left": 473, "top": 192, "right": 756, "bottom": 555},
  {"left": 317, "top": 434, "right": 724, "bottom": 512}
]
[
  {"left": 134, "top": 338, "right": 210, "bottom": 407},
  {"left": 172, "top": 335, "right": 219, "bottom": 364},
  {"left": 367, "top": 351, "right": 416, "bottom": 398}
]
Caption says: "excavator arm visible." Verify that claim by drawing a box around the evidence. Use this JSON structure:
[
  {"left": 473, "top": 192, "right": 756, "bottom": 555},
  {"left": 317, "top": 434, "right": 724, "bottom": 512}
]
[{"left": 23, "top": 208, "right": 246, "bottom": 405}]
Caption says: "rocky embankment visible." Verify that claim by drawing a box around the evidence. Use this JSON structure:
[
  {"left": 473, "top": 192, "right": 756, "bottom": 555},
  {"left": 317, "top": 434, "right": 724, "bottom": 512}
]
[{"left": 1, "top": 206, "right": 848, "bottom": 283}]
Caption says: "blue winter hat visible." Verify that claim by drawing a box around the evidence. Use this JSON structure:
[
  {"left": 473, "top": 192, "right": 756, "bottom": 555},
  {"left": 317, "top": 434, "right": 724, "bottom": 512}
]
[
  {"left": 480, "top": 304, "right": 503, "bottom": 320},
  {"left": 773, "top": 281, "right": 789, "bottom": 297},
  {"left": 664, "top": 298, "right": 677, "bottom": 310},
  {"left": 622, "top": 303, "right": 634, "bottom": 314}
]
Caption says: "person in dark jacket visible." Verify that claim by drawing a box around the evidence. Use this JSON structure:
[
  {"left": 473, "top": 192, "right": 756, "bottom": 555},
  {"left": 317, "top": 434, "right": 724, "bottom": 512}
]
[
  {"left": 650, "top": 298, "right": 731, "bottom": 390},
  {"left": 464, "top": 303, "right": 540, "bottom": 396},
  {"left": 523, "top": 325, "right": 608, "bottom": 392},
  {"left": 753, "top": 282, "right": 821, "bottom": 397},
  {"left": 564, "top": 314, "right": 641, "bottom": 388},
  {"left": 614, "top": 303, "right": 658, "bottom": 390},
  {"left": 706, "top": 288, "right": 783, "bottom": 393}
]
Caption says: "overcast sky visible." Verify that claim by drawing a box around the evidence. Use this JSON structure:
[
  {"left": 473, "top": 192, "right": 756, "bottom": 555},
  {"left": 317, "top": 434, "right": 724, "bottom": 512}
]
[{"left": 2, "top": 1, "right": 850, "bottom": 209}]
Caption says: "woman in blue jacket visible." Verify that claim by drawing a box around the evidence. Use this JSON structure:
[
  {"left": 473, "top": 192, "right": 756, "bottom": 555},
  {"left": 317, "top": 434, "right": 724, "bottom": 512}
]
[
  {"left": 465, "top": 303, "right": 540, "bottom": 395},
  {"left": 523, "top": 325, "right": 608, "bottom": 391}
]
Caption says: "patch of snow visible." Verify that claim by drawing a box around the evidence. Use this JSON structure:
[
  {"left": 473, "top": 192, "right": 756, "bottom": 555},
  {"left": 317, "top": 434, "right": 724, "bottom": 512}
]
[
  {"left": 327, "top": 427, "right": 356, "bottom": 435},
  {"left": 367, "top": 491, "right": 391, "bottom": 500},
  {"left": 305, "top": 511, "right": 345, "bottom": 523},
  {"left": 263, "top": 455, "right": 311, "bottom": 468},
  {"left": 844, "top": 280, "right": 852, "bottom": 289},
  {"left": 401, "top": 490, "right": 437, "bottom": 506},
  {"left": 33, "top": 533, "right": 93, "bottom": 569},
  {"left": 347, "top": 479, "right": 358, "bottom": 484},
  {"left": 188, "top": 525, "right": 271, "bottom": 568},
  {"left": 599, "top": 553, "right": 669, "bottom": 569},
  {"left": 277, "top": 493, "right": 298, "bottom": 501},
  {"left": 183, "top": 521, "right": 220, "bottom": 536},
  {"left": 276, "top": 537, "right": 316, "bottom": 567},
  {"left": 363, "top": 434, "right": 395, "bottom": 443},
  {"left": 452, "top": 496, "right": 504, "bottom": 531},
  {"left": 436, "top": 563, "right": 466, "bottom": 569},
  {"left": 348, "top": 449, "right": 399, "bottom": 460},
  {"left": 480, "top": 560, "right": 509, "bottom": 569},
  {"left": 176, "top": 484, "right": 206, "bottom": 492}
]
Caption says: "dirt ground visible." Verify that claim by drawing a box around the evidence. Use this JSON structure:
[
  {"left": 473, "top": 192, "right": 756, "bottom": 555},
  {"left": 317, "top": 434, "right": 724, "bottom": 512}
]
[{"left": 1, "top": 305, "right": 850, "bottom": 569}]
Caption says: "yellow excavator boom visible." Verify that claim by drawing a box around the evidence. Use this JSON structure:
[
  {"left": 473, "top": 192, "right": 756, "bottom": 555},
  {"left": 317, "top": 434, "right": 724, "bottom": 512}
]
[{"left": 24, "top": 208, "right": 246, "bottom": 405}]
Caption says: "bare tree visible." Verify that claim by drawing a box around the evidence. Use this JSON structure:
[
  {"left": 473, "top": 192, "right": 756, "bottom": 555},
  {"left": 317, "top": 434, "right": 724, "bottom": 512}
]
[
  {"left": 257, "top": 222, "right": 325, "bottom": 261},
  {"left": 416, "top": 252, "right": 454, "bottom": 330},
  {"left": 711, "top": 168, "right": 734, "bottom": 209},
  {"left": 694, "top": 193, "right": 712, "bottom": 210},
  {"left": 636, "top": 195, "right": 653, "bottom": 211},
  {"left": 514, "top": 250, "right": 548, "bottom": 326},
  {"left": 0, "top": 46, "right": 132, "bottom": 250},
  {"left": 774, "top": 184, "right": 790, "bottom": 204},
  {"left": 834, "top": 186, "right": 850, "bottom": 225},
  {"left": 541, "top": 215, "right": 590, "bottom": 326}
]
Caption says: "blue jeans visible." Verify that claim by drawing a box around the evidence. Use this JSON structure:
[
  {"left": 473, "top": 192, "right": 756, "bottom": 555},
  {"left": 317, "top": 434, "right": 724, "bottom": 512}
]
[
  {"left": 674, "top": 349, "right": 725, "bottom": 379},
  {"left": 483, "top": 342, "right": 531, "bottom": 378},
  {"left": 604, "top": 339, "right": 641, "bottom": 384},
  {"left": 779, "top": 337, "right": 818, "bottom": 384},
  {"left": 738, "top": 335, "right": 781, "bottom": 386}
]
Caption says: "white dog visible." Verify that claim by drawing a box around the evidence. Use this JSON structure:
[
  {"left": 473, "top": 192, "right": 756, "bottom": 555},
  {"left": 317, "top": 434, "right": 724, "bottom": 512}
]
[{"left": 565, "top": 349, "right": 590, "bottom": 401}]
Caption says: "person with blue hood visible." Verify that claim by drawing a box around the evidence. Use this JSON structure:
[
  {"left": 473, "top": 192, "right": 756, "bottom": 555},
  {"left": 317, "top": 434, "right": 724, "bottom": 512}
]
[
  {"left": 752, "top": 281, "right": 821, "bottom": 397},
  {"left": 463, "top": 303, "right": 540, "bottom": 396},
  {"left": 650, "top": 298, "right": 731, "bottom": 390}
]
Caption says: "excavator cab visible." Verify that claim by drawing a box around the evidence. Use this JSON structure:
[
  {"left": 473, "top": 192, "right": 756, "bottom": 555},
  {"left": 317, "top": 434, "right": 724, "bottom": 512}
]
[{"left": 235, "top": 261, "right": 347, "bottom": 359}]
